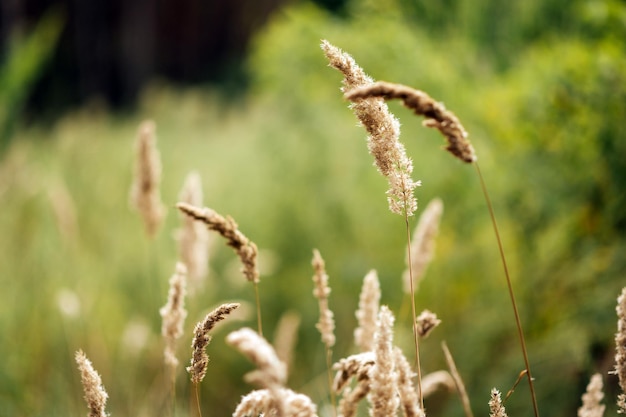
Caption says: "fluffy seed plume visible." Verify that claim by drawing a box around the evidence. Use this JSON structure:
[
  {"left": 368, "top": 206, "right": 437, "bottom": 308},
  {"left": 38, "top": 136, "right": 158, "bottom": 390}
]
[
  {"left": 130, "top": 120, "right": 165, "bottom": 237},
  {"left": 394, "top": 347, "right": 425, "bottom": 417},
  {"left": 416, "top": 309, "right": 441, "bottom": 338},
  {"left": 402, "top": 198, "right": 444, "bottom": 294},
  {"left": 615, "top": 287, "right": 626, "bottom": 413},
  {"left": 226, "top": 327, "right": 287, "bottom": 388},
  {"left": 345, "top": 81, "right": 477, "bottom": 164},
  {"left": 333, "top": 352, "right": 375, "bottom": 417},
  {"left": 233, "top": 388, "right": 318, "bottom": 417},
  {"left": 321, "top": 40, "right": 419, "bottom": 216},
  {"left": 422, "top": 370, "right": 456, "bottom": 398},
  {"left": 578, "top": 374, "right": 605, "bottom": 417},
  {"left": 187, "top": 302, "right": 240, "bottom": 384},
  {"left": 312, "top": 249, "right": 335, "bottom": 348},
  {"left": 176, "top": 172, "right": 210, "bottom": 291},
  {"left": 354, "top": 270, "right": 381, "bottom": 352},
  {"left": 177, "top": 202, "right": 259, "bottom": 283},
  {"left": 489, "top": 389, "right": 508, "bottom": 417},
  {"left": 368, "top": 306, "right": 399, "bottom": 417},
  {"left": 160, "top": 262, "right": 188, "bottom": 370},
  {"left": 75, "top": 350, "right": 108, "bottom": 417},
  {"left": 273, "top": 311, "right": 301, "bottom": 370}
]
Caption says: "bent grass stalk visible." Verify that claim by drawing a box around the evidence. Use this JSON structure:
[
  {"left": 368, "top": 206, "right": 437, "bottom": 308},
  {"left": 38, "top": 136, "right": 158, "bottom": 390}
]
[
  {"left": 321, "top": 40, "right": 424, "bottom": 409},
  {"left": 176, "top": 202, "right": 263, "bottom": 336},
  {"left": 346, "top": 80, "right": 539, "bottom": 417}
]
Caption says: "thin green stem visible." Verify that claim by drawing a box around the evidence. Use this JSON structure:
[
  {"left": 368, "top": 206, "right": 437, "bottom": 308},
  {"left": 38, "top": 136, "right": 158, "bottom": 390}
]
[
  {"left": 474, "top": 162, "right": 539, "bottom": 417},
  {"left": 405, "top": 213, "right": 424, "bottom": 410},
  {"left": 253, "top": 282, "right": 263, "bottom": 337},
  {"left": 325, "top": 347, "right": 337, "bottom": 417}
]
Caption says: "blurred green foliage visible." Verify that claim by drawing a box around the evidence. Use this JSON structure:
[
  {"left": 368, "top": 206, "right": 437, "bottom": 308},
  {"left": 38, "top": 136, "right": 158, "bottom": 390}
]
[
  {"left": 0, "top": 8, "right": 63, "bottom": 154},
  {"left": 0, "top": 0, "right": 625, "bottom": 416}
]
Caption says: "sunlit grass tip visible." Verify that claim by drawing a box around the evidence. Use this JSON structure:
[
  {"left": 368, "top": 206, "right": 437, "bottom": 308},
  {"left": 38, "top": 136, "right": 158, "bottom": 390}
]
[
  {"left": 187, "top": 302, "right": 240, "bottom": 384},
  {"left": 75, "top": 350, "right": 108, "bottom": 417},
  {"left": 344, "top": 81, "right": 477, "bottom": 164},
  {"left": 159, "top": 262, "right": 188, "bottom": 370}
]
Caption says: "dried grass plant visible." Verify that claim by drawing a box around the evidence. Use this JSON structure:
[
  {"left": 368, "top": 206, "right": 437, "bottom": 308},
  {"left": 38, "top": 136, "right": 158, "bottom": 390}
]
[
  {"left": 130, "top": 120, "right": 165, "bottom": 237},
  {"left": 71, "top": 40, "right": 626, "bottom": 417}
]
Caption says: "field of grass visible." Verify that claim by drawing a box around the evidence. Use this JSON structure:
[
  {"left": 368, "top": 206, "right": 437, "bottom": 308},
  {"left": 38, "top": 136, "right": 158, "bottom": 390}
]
[{"left": 1, "top": 1, "right": 625, "bottom": 417}]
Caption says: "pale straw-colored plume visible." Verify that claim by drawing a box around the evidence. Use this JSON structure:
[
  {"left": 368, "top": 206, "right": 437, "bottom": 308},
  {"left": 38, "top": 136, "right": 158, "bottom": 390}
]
[
  {"left": 615, "top": 287, "right": 626, "bottom": 413},
  {"left": 345, "top": 81, "right": 477, "bottom": 164},
  {"left": 415, "top": 309, "right": 441, "bottom": 339},
  {"left": 321, "top": 40, "right": 419, "bottom": 216},
  {"left": 176, "top": 202, "right": 259, "bottom": 283},
  {"left": 226, "top": 327, "right": 287, "bottom": 388},
  {"left": 233, "top": 388, "right": 318, "bottom": 417},
  {"left": 75, "top": 350, "right": 108, "bottom": 417},
  {"left": 489, "top": 388, "right": 508, "bottom": 417},
  {"left": 159, "top": 262, "right": 188, "bottom": 370},
  {"left": 227, "top": 327, "right": 288, "bottom": 416},
  {"left": 578, "top": 373, "right": 605, "bottom": 417},
  {"left": 273, "top": 310, "right": 301, "bottom": 370},
  {"left": 130, "top": 120, "right": 165, "bottom": 237},
  {"left": 187, "top": 302, "right": 240, "bottom": 384},
  {"left": 176, "top": 172, "right": 210, "bottom": 291},
  {"left": 312, "top": 249, "right": 335, "bottom": 348},
  {"left": 421, "top": 370, "right": 456, "bottom": 398},
  {"left": 402, "top": 198, "right": 444, "bottom": 294},
  {"left": 368, "top": 306, "right": 399, "bottom": 417},
  {"left": 354, "top": 270, "right": 381, "bottom": 352},
  {"left": 333, "top": 351, "right": 376, "bottom": 392},
  {"left": 442, "top": 341, "right": 474, "bottom": 417},
  {"left": 394, "top": 347, "right": 425, "bottom": 417},
  {"left": 332, "top": 352, "right": 375, "bottom": 417}
]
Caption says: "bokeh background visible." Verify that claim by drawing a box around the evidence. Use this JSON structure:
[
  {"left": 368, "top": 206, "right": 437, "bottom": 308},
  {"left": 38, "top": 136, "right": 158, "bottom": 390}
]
[{"left": 1, "top": 0, "right": 625, "bottom": 416}]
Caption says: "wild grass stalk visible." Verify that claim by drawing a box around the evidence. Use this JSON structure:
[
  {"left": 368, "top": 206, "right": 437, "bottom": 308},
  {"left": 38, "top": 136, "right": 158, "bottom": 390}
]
[
  {"left": 75, "top": 350, "right": 108, "bottom": 417},
  {"left": 442, "top": 341, "right": 473, "bottom": 417},
  {"left": 346, "top": 79, "right": 539, "bottom": 417},
  {"left": 322, "top": 40, "right": 424, "bottom": 409},
  {"left": 130, "top": 120, "right": 165, "bottom": 238},
  {"left": 176, "top": 202, "right": 263, "bottom": 335},
  {"left": 159, "top": 262, "right": 188, "bottom": 415},
  {"left": 187, "top": 303, "right": 240, "bottom": 417},
  {"left": 311, "top": 249, "right": 337, "bottom": 415},
  {"left": 578, "top": 374, "right": 605, "bottom": 417}
]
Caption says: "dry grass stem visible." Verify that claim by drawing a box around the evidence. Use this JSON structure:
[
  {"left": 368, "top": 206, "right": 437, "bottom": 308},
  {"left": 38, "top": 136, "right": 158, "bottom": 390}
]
[
  {"left": 160, "top": 262, "right": 188, "bottom": 370},
  {"left": 354, "top": 270, "right": 381, "bottom": 352},
  {"left": 176, "top": 202, "right": 259, "bottom": 283},
  {"left": 489, "top": 389, "right": 508, "bottom": 417},
  {"left": 578, "top": 374, "right": 605, "bottom": 417},
  {"left": 415, "top": 309, "right": 441, "bottom": 338},
  {"left": 402, "top": 198, "right": 444, "bottom": 294},
  {"left": 421, "top": 370, "right": 456, "bottom": 398},
  {"left": 394, "top": 347, "right": 425, "bottom": 417},
  {"left": 615, "top": 287, "right": 626, "bottom": 413},
  {"left": 176, "top": 172, "right": 210, "bottom": 290},
  {"left": 234, "top": 388, "right": 318, "bottom": 417},
  {"left": 321, "top": 40, "right": 419, "bottom": 216},
  {"left": 130, "top": 120, "right": 165, "bottom": 237},
  {"left": 345, "top": 81, "right": 477, "bottom": 164},
  {"left": 188, "top": 302, "right": 240, "bottom": 384},
  {"left": 273, "top": 311, "right": 301, "bottom": 370},
  {"left": 312, "top": 249, "right": 336, "bottom": 348},
  {"left": 75, "top": 350, "right": 108, "bottom": 417},
  {"left": 368, "top": 306, "right": 399, "bottom": 417},
  {"left": 339, "top": 383, "right": 371, "bottom": 417},
  {"left": 442, "top": 341, "right": 474, "bottom": 417}
]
